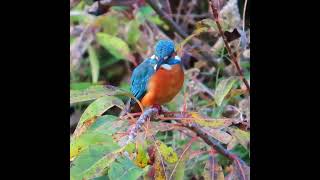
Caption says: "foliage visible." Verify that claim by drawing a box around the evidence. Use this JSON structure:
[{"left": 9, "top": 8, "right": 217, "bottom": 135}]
[{"left": 70, "top": 0, "right": 250, "bottom": 179}]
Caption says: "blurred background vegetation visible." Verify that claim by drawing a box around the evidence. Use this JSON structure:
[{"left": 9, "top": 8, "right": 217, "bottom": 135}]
[{"left": 70, "top": 0, "right": 250, "bottom": 179}]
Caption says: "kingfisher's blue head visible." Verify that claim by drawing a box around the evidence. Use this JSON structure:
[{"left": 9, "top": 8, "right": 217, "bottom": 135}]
[{"left": 154, "top": 39, "right": 176, "bottom": 70}]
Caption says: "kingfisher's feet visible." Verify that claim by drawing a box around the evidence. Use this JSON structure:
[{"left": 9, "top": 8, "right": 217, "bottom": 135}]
[{"left": 152, "top": 104, "right": 163, "bottom": 115}]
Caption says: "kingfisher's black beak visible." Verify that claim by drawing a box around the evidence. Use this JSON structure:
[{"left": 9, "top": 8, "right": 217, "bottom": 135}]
[{"left": 155, "top": 57, "right": 165, "bottom": 71}]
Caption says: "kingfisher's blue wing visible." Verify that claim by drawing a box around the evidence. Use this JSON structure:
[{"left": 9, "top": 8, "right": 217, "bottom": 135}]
[{"left": 130, "top": 58, "right": 156, "bottom": 105}]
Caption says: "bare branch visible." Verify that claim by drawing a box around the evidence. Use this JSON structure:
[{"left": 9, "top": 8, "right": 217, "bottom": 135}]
[
  {"left": 145, "top": 0, "right": 188, "bottom": 38},
  {"left": 127, "top": 107, "right": 159, "bottom": 144},
  {"left": 209, "top": 0, "right": 250, "bottom": 92}
]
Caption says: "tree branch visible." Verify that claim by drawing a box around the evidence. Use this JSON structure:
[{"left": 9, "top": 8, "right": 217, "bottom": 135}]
[
  {"left": 127, "top": 107, "right": 158, "bottom": 144},
  {"left": 209, "top": 0, "right": 250, "bottom": 92},
  {"left": 126, "top": 108, "right": 248, "bottom": 170},
  {"left": 145, "top": 0, "right": 188, "bottom": 38}
]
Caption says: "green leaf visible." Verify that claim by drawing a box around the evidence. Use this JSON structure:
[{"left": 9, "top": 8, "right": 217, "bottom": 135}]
[
  {"left": 96, "top": 33, "right": 131, "bottom": 60},
  {"left": 71, "top": 115, "right": 127, "bottom": 159},
  {"left": 70, "top": 85, "right": 131, "bottom": 104},
  {"left": 70, "top": 132, "right": 118, "bottom": 160},
  {"left": 87, "top": 115, "right": 126, "bottom": 135},
  {"left": 78, "top": 96, "right": 124, "bottom": 127},
  {"left": 70, "top": 85, "right": 110, "bottom": 104},
  {"left": 70, "top": 82, "right": 93, "bottom": 90},
  {"left": 214, "top": 76, "right": 238, "bottom": 106},
  {"left": 70, "top": 142, "right": 121, "bottom": 180},
  {"left": 88, "top": 46, "right": 100, "bottom": 83},
  {"left": 108, "top": 156, "right": 145, "bottom": 180},
  {"left": 127, "top": 20, "right": 141, "bottom": 45},
  {"left": 101, "top": 16, "right": 120, "bottom": 36}
]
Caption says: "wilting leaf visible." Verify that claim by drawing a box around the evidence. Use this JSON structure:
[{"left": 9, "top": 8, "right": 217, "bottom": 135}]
[
  {"left": 206, "top": 128, "right": 233, "bottom": 144},
  {"left": 154, "top": 149, "right": 166, "bottom": 180},
  {"left": 196, "top": 19, "right": 217, "bottom": 31},
  {"left": 228, "top": 128, "right": 250, "bottom": 150},
  {"left": 108, "top": 156, "right": 145, "bottom": 180},
  {"left": 88, "top": 46, "right": 100, "bottom": 83},
  {"left": 156, "top": 140, "right": 178, "bottom": 164},
  {"left": 70, "top": 143, "right": 121, "bottom": 180},
  {"left": 214, "top": 76, "right": 238, "bottom": 106},
  {"left": 224, "top": 28, "right": 241, "bottom": 42},
  {"left": 96, "top": 33, "right": 132, "bottom": 60},
  {"left": 78, "top": 95, "right": 124, "bottom": 127},
  {"left": 191, "top": 112, "right": 232, "bottom": 128}
]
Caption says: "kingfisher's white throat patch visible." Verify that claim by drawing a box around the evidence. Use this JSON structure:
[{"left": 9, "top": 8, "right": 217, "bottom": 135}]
[
  {"left": 160, "top": 64, "right": 172, "bottom": 70},
  {"left": 153, "top": 64, "right": 172, "bottom": 70}
]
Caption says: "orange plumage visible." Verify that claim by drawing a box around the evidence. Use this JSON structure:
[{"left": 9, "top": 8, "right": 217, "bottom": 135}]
[{"left": 141, "top": 64, "right": 184, "bottom": 107}]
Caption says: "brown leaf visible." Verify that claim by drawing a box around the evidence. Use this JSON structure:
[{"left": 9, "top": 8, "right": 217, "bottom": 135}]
[{"left": 224, "top": 28, "right": 241, "bottom": 42}]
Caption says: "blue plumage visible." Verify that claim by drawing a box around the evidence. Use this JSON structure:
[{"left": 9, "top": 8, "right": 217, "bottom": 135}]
[
  {"left": 154, "top": 39, "right": 175, "bottom": 59},
  {"left": 130, "top": 39, "right": 178, "bottom": 106},
  {"left": 130, "top": 58, "right": 156, "bottom": 105}
]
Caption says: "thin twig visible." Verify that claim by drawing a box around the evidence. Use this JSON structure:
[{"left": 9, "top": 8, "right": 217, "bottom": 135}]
[
  {"left": 70, "top": 0, "right": 80, "bottom": 10},
  {"left": 168, "top": 136, "right": 198, "bottom": 180},
  {"left": 209, "top": 0, "right": 250, "bottom": 92},
  {"left": 185, "top": 123, "right": 248, "bottom": 175},
  {"left": 127, "top": 107, "right": 158, "bottom": 144},
  {"left": 145, "top": 0, "right": 188, "bottom": 38}
]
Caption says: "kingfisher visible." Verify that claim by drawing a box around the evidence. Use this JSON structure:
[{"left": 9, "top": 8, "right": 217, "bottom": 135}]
[{"left": 130, "top": 39, "right": 184, "bottom": 111}]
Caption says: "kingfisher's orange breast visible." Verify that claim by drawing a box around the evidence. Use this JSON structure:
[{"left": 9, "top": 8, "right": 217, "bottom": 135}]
[{"left": 141, "top": 64, "right": 184, "bottom": 107}]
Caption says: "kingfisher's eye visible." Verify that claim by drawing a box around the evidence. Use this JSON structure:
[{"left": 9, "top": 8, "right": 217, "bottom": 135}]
[{"left": 164, "top": 56, "right": 168, "bottom": 60}]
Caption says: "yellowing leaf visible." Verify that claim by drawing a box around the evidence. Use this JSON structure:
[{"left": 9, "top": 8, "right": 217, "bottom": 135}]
[
  {"left": 214, "top": 76, "right": 238, "bottom": 106},
  {"left": 134, "top": 144, "right": 149, "bottom": 168},
  {"left": 154, "top": 150, "right": 166, "bottom": 180},
  {"left": 176, "top": 27, "right": 209, "bottom": 53},
  {"left": 196, "top": 19, "right": 217, "bottom": 30},
  {"left": 156, "top": 140, "right": 178, "bottom": 164},
  {"left": 191, "top": 112, "right": 232, "bottom": 128}
]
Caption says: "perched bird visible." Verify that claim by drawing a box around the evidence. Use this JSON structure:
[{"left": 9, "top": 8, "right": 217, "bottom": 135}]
[{"left": 130, "top": 39, "right": 184, "bottom": 111}]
